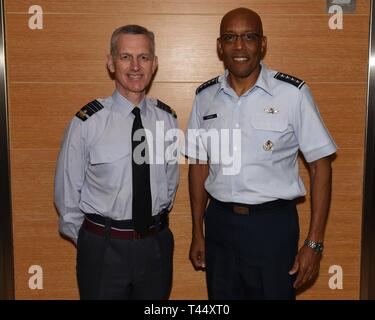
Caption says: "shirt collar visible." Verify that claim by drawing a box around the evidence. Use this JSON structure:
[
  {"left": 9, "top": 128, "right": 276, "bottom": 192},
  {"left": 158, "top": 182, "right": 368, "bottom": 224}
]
[
  {"left": 256, "top": 63, "right": 273, "bottom": 96},
  {"left": 217, "top": 70, "right": 231, "bottom": 96},
  {"left": 217, "top": 62, "right": 273, "bottom": 97},
  {"left": 112, "top": 90, "right": 148, "bottom": 117}
]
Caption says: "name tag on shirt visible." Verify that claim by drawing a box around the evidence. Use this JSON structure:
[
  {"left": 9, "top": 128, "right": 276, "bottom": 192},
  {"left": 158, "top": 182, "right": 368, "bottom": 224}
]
[{"left": 203, "top": 114, "right": 217, "bottom": 120}]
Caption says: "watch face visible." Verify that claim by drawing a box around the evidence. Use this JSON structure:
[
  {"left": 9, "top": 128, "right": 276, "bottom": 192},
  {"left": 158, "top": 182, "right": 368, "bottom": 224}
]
[{"left": 314, "top": 243, "right": 323, "bottom": 253}]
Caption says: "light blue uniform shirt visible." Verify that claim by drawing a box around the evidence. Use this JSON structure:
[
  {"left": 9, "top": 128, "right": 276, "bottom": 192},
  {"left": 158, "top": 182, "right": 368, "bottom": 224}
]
[
  {"left": 182, "top": 64, "right": 337, "bottom": 204},
  {"left": 55, "top": 90, "right": 179, "bottom": 242}
]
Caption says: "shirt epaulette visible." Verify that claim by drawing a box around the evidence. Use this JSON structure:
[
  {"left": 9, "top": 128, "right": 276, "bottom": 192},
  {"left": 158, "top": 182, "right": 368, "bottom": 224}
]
[
  {"left": 75, "top": 100, "right": 104, "bottom": 121},
  {"left": 196, "top": 76, "right": 219, "bottom": 95},
  {"left": 156, "top": 99, "right": 177, "bottom": 119},
  {"left": 274, "top": 72, "right": 305, "bottom": 89}
]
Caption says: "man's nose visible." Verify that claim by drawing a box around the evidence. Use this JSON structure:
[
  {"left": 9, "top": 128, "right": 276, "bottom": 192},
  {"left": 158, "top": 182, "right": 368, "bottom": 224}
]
[
  {"left": 234, "top": 36, "right": 244, "bottom": 49},
  {"left": 131, "top": 58, "right": 140, "bottom": 70}
]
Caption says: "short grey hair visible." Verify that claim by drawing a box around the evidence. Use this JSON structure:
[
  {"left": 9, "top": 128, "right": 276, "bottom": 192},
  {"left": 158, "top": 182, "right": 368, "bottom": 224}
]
[{"left": 110, "top": 25, "right": 155, "bottom": 57}]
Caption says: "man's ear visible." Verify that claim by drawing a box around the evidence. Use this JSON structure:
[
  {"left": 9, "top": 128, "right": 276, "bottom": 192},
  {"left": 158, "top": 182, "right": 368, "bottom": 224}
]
[
  {"left": 152, "top": 56, "right": 158, "bottom": 74},
  {"left": 217, "top": 38, "right": 223, "bottom": 60},
  {"left": 261, "top": 36, "right": 267, "bottom": 58},
  {"left": 106, "top": 54, "right": 115, "bottom": 73}
]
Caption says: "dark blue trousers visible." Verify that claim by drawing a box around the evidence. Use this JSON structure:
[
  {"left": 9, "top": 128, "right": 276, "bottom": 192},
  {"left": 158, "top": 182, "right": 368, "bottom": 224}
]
[{"left": 205, "top": 199, "right": 299, "bottom": 300}]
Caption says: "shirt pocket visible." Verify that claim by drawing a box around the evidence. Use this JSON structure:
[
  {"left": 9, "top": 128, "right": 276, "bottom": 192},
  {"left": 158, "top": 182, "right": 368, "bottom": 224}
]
[
  {"left": 89, "top": 144, "right": 130, "bottom": 165},
  {"left": 249, "top": 114, "right": 289, "bottom": 161},
  {"left": 88, "top": 144, "right": 131, "bottom": 189},
  {"left": 251, "top": 114, "right": 288, "bottom": 132}
]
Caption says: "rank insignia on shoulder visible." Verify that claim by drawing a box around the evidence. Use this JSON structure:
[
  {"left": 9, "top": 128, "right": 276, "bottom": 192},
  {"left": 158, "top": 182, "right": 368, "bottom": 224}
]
[
  {"left": 75, "top": 100, "right": 104, "bottom": 121},
  {"left": 274, "top": 72, "right": 305, "bottom": 89},
  {"left": 196, "top": 76, "right": 219, "bottom": 95},
  {"left": 156, "top": 99, "right": 177, "bottom": 119}
]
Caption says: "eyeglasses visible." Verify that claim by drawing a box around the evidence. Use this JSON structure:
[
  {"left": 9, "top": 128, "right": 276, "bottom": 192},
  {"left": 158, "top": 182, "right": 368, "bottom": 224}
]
[{"left": 219, "top": 32, "right": 261, "bottom": 43}]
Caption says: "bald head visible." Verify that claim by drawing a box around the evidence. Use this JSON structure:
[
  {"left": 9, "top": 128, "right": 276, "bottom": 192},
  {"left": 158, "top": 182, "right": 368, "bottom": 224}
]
[
  {"left": 217, "top": 7, "right": 267, "bottom": 90},
  {"left": 220, "top": 8, "right": 263, "bottom": 36}
]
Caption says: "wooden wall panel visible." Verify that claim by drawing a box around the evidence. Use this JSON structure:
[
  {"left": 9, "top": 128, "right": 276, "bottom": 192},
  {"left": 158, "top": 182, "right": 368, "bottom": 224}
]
[
  {"left": 5, "top": 0, "right": 370, "bottom": 15},
  {"left": 5, "top": 0, "right": 369, "bottom": 300},
  {"left": 6, "top": 14, "right": 369, "bottom": 83},
  {"left": 297, "top": 148, "right": 363, "bottom": 299},
  {"left": 10, "top": 150, "right": 78, "bottom": 299}
]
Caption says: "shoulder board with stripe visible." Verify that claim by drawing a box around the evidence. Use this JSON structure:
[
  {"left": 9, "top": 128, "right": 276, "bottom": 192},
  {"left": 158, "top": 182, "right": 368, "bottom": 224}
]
[
  {"left": 274, "top": 72, "right": 305, "bottom": 89},
  {"left": 75, "top": 100, "right": 104, "bottom": 121},
  {"left": 196, "top": 76, "right": 219, "bottom": 95},
  {"left": 156, "top": 99, "right": 177, "bottom": 119}
]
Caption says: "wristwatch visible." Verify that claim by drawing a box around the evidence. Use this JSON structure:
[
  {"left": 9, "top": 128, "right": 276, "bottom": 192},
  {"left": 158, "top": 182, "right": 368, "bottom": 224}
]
[{"left": 304, "top": 239, "right": 324, "bottom": 254}]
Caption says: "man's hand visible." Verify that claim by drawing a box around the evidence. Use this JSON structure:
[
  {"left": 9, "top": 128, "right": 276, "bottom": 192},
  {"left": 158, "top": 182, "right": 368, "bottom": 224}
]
[
  {"left": 189, "top": 234, "right": 206, "bottom": 269},
  {"left": 289, "top": 245, "right": 321, "bottom": 289},
  {"left": 289, "top": 156, "right": 332, "bottom": 289},
  {"left": 188, "top": 163, "right": 209, "bottom": 270}
]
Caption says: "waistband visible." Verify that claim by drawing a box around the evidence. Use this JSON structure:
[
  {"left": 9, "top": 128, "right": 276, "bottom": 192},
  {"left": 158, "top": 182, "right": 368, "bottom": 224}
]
[
  {"left": 82, "top": 218, "right": 167, "bottom": 240},
  {"left": 211, "top": 198, "right": 294, "bottom": 215},
  {"left": 84, "top": 209, "right": 168, "bottom": 230}
]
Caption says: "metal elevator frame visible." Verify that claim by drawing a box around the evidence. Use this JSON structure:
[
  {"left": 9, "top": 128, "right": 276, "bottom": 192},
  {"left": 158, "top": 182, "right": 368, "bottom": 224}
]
[
  {"left": 361, "top": 0, "right": 375, "bottom": 301},
  {"left": 0, "top": 0, "right": 15, "bottom": 300}
]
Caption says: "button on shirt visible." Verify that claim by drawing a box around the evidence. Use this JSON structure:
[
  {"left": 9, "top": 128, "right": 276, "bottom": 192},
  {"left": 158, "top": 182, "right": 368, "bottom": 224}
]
[
  {"left": 55, "top": 91, "right": 179, "bottom": 242},
  {"left": 182, "top": 64, "right": 337, "bottom": 204}
]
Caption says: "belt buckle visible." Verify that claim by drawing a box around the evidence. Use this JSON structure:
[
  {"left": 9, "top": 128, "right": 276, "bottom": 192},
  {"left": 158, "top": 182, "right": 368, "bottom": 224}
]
[{"left": 232, "top": 205, "right": 250, "bottom": 215}]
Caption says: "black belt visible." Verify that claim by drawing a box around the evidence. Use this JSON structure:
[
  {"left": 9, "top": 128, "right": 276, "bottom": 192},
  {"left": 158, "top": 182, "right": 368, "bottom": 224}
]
[
  {"left": 84, "top": 209, "right": 169, "bottom": 230},
  {"left": 211, "top": 198, "right": 294, "bottom": 215}
]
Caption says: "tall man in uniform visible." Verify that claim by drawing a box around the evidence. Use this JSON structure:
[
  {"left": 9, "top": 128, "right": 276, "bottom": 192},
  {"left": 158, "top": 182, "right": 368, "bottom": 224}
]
[
  {"left": 182, "top": 8, "right": 337, "bottom": 299},
  {"left": 54, "top": 25, "right": 179, "bottom": 299}
]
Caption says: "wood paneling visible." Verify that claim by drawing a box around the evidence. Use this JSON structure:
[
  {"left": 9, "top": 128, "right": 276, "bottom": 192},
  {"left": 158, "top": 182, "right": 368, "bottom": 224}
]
[
  {"left": 5, "top": 0, "right": 369, "bottom": 300},
  {"left": 297, "top": 209, "right": 362, "bottom": 299},
  {"left": 6, "top": 14, "right": 369, "bottom": 83},
  {"left": 5, "top": 0, "right": 370, "bottom": 15},
  {"left": 10, "top": 150, "right": 78, "bottom": 299},
  {"left": 298, "top": 149, "right": 364, "bottom": 211},
  {"left": 169, "top": 213, "right": 207, "bottom": 299}
]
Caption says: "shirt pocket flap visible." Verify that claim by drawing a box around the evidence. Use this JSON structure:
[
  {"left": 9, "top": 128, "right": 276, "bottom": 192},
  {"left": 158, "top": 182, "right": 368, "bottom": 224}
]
[
  {"left": 251, "top": 114, "right": 288, "bottom": 132},
  {"left": 90, "top": 144, "right": 130, "bottom": 164}
]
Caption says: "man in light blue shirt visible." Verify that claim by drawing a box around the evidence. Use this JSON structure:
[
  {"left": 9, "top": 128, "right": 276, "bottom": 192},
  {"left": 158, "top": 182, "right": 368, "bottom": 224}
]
[
  {"left": 55, "top": 25, "right": 178, "bottom": 299},
  {"left": 182, "top": 8, "right": 336, "bottom": 299}
]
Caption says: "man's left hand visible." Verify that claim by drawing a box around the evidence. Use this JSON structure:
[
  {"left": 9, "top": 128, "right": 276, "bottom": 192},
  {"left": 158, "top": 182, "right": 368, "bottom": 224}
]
[{"left": 289, "top": 246, "right": 321, "bottom": 289}]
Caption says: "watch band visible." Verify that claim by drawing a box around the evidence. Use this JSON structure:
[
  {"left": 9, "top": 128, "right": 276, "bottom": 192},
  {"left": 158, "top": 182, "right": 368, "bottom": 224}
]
[{"left": 304, "top": 239, "right": 324, "bottom": 253}]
